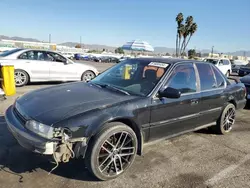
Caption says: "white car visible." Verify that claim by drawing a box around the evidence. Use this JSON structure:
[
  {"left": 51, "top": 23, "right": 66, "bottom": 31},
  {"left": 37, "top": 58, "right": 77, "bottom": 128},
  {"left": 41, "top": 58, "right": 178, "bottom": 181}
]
[
  {"left": 203, "top": 58, "right": 232, "bottom": 77},
  {"left": 60, "top": 52, "right": 75, "bottom": 59},
  {"left": 0, "top": 48, "right": 99, "bottom": 87}
]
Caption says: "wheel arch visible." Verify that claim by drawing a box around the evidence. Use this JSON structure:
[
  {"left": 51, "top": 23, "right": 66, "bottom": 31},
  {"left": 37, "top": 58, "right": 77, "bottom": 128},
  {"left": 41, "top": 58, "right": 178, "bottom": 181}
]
[
  {"left": 228, "top": 99, "right": 237, "bottom": 108},
  {"left": 108, "top": 118, "right": 144, "bottom": 156},
  {"left": 14, "top": 68, "right": 31, "bottom": 82}
]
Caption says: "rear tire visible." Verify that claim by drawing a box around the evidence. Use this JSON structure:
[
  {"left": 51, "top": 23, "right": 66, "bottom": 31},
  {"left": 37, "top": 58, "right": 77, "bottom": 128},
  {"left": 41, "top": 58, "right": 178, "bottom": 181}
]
[
  {"left": 215, "top": 103, "right": 236, "bottom": 134},
  {"left": 85, "top": 122, "right": 138, "bottom": 181},
  {"left": 14, "top": 69, "right": 29, "bottom": 87}
]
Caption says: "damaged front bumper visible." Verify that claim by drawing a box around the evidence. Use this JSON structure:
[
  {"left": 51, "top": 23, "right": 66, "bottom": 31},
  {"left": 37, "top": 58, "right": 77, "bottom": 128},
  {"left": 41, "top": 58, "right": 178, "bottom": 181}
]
[
  {"left": 5, "top": 105, "right": 88, "bottom": 159},
  {"left": 5, "top": 106, "right": 57, "bottom": 154}
]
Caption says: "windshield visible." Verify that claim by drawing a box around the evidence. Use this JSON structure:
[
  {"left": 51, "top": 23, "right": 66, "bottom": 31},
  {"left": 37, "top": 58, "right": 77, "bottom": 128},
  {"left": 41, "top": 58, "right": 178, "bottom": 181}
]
[
  {"left": 0, "top": 48, "right": 23, "bottom": 57},
  {"left": 91, "top": 59, "right": 169, "bottom": 96},
  {"left": 204, "top": 59, "right": 218, "bottom": 65}
]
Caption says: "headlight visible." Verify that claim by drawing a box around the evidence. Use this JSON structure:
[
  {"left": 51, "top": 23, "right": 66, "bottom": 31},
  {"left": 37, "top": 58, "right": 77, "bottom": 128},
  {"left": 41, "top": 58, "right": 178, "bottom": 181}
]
[{"left": 25, "top": 120, "right": 54, "bottom": 139}]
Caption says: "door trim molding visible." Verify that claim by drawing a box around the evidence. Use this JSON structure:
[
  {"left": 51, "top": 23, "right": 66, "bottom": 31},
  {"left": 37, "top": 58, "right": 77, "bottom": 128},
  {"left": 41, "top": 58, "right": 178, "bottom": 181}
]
[{"left": 150, "top": 107, "right": 222, "bottom": 128}]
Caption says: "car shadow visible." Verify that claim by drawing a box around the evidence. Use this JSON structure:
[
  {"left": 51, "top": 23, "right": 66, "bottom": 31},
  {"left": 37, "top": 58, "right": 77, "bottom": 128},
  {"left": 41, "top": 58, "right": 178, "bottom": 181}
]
[
  {"left": 0, "top": 115, "right": 99, "bottom": 183},
  {"left": 28, "top": 81, "right": 65, "bottom": 86},
  {"left": 244, "top": 101, "right": 250, "bottom": 110},
  {"left": 194, "top": 127, "right": 215, "bottom": 135}
]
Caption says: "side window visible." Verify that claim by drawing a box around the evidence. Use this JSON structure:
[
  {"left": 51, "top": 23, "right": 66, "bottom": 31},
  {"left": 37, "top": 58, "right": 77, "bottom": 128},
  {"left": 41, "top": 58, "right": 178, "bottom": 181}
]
[
  {"left": 223, "top": 60, "right": 229, "bottom": 65},
  {"left": 196, "top": 63, "right": 217, "bottom": 91},
  {"left": 166, "top": 64, "right": 197, "bottom": 94},
  {"left": 47, "top": 52, "right": 67, "bottom": 63},
  {"left": 219, "top": 60, "right": 224, "bottom": 65},
  {"left": 37, "top": 51, "right": 46, "bottom": 61},
  {"left": 19, "top": 52, "right": 28, "bottom": 59},
  {"left": 18, "top": 51, "right": 35, "bottom": 60},
  {"left": 212, "top": 66, "right": 225, "bottom": 88}
]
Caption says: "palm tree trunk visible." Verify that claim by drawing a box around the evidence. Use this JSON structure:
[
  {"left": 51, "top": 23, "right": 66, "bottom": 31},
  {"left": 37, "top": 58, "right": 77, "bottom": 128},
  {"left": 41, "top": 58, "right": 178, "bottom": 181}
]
[
  {"left": 178, "top": 36, "right": 182, "bottom": 57},
  {"left": 176, "top": 33, "right": 178, "bottom": 57},
  {"left": 183, "top": 35, "right": 192, "bottom": 53},
  {"left": 180, "top": 37, "right": 186, "bottom": 56}
]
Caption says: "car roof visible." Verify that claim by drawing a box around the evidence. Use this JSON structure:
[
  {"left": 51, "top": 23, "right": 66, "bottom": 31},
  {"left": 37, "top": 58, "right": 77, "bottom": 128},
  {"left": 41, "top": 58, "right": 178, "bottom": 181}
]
[{"left": 134, "top": 57, "right": 206, "bottom": 65}]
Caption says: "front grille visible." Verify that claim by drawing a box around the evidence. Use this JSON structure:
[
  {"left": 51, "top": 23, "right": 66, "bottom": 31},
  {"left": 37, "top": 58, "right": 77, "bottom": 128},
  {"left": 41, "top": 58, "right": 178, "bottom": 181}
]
[{"left": 13, "top": 107, "right": 27, "bottom": 125}]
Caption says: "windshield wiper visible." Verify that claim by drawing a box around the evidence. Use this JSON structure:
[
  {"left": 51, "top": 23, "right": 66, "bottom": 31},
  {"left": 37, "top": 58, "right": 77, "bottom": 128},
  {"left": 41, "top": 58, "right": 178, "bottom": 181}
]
[
  {"left": 90, "top": 82, "right": 130, "bottom": 95},
  {"left": 89, "top": 82, "right": 102, "bottom": 88},
  {"left": 105, "top": 85, "right": 130, "bottom": 95}
]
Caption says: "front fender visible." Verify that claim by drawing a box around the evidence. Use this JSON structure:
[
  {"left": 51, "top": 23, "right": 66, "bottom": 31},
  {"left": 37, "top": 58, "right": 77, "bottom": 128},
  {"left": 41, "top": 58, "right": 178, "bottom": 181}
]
[{"left": 57, "top": 102, "right": 141, "bottom": 138}]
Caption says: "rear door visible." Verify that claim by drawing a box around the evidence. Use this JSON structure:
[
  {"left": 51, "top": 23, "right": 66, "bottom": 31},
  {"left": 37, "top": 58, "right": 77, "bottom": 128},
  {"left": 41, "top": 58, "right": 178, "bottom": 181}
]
[
  {"left": 196, "top": 63, "right": 227, "bottom": 125},
  {"left": 149, "top": 63, "right": 202, "bottom": 140},
  {"left": 18, "top": 50, "right": 50, "bottom": 81}
]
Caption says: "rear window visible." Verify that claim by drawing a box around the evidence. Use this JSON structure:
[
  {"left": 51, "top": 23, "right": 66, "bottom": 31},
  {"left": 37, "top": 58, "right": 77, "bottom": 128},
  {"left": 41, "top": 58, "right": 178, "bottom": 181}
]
[
  {"left": 143, "top": 66, "right": 165, "bottom": 78},
  {"left": 212, "top": 66, "right": 225, "bottom": 87},
  {"left": 0, "top": 48, "right": 23, "bottom": 57},
  {"left": 196, "top": 63, "right": 217, "bottom": 91},
  {"left": 204, "top": 59, "right": 218, "bottom": 65}
]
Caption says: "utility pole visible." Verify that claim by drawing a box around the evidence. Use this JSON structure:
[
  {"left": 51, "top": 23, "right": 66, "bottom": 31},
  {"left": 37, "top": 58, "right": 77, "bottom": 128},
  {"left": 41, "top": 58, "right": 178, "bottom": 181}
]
[
  {"left": 211, "top": 46, "right": 214, "bottom": 57},
  {"left": 49, "top": 34, "right": 51, "bottom": 43},
  {"left": 80, "top": 36, "right": 82, "bottom": 48}
]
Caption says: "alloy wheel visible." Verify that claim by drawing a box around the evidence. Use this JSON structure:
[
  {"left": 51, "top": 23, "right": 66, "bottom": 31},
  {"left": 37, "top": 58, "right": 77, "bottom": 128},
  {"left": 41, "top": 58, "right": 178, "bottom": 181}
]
[
  {"left": 15, "top": 71, "right": 27, "bottom": 86},
  {"left": 98, "top": 131, "right": 136, "bottom": 177},
  {"left": 82, "top": 71, "right": 95, "bottom": 82},
  {"left": 223, "top": 107, "right": 235, "bottom": 132}
]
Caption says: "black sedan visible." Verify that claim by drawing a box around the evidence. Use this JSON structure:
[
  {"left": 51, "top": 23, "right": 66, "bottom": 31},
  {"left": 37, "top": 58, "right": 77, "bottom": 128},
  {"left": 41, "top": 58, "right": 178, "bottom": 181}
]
[
  {"left": 238, "top": 63, "right": 250, "bottom": 76},
  {"left": 240, "top": 75, "right": 250, "bottom": 100},
  {"left": 5, "top": 58, "right": 247, "bottom": 180}
]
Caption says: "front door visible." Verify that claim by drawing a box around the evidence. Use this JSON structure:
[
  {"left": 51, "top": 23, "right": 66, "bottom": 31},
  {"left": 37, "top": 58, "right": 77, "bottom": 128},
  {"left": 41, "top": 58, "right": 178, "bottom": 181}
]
[
  {"left": 149, "top": 63, "right": 201, "bottom": 141},
  {"left": 46, "top": 52, "right": 78, "bottom": 81}
]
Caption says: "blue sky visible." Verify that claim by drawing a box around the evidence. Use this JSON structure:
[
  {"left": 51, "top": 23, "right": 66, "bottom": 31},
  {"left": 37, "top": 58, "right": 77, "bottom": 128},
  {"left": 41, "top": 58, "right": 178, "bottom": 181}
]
[{"left": 1, "top": 0, "right": 250, "bottom": 52}]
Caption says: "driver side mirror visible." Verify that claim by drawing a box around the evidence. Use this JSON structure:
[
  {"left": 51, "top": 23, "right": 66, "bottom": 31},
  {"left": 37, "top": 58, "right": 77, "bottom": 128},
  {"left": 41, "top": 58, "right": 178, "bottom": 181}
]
[
  {"left": 158, "top": 87, "right": 181, "bottom": 99},
  {"left": 64, "top": 60, "right": 72, "bottom": 65}
]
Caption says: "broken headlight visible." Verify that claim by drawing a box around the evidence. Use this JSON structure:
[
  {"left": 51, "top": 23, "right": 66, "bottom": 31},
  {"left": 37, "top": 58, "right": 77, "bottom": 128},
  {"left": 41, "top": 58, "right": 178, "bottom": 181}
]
[{"left": 25, "top": 120, "right": 54, "bottom": 139}]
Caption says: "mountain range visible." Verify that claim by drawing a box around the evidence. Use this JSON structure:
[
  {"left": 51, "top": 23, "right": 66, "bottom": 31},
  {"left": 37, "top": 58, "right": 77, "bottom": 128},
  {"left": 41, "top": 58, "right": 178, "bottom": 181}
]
[{"left": 1, "top": 35, "right": 249, "bottom": 56}]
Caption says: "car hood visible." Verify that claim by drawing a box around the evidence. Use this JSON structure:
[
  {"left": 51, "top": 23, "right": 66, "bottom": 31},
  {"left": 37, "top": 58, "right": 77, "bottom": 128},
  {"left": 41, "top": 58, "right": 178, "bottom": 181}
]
[
  {"left": 240, "top": 75, "right": 250, "bottom": 84},
  {"left": 16, "top": 82, "right": 138, "bottom": 125}
]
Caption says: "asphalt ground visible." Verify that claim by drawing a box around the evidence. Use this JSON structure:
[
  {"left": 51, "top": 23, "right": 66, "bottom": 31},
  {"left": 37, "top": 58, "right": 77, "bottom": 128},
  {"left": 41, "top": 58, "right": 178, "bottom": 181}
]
[{"left": 0, "top": 61, "right": 250, "bottom": 188}]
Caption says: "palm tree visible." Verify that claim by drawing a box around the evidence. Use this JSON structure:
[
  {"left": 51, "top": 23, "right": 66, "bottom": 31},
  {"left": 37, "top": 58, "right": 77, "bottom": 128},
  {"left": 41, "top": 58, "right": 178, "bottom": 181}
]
[
  {"left": 180, "top": 16, "right": 193, "bottom": 54},
  {"left": 178, "top": 24, "right": 185, "bottom": 56},
  {"left": 182, "top": 23, "right": 198, "bottom": 53},
  {"left": 175, "top": 13, "right": 183, "bottom": 56}
]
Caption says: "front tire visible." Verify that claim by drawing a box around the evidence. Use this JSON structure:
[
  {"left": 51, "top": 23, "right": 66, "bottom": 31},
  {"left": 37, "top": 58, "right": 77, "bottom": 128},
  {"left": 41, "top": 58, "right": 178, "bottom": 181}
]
[
  {"left": 81, "top": 71, "right": 96, "bottom": 82},
  {"left": 85, "top": 122, "right": 138, "bottom": 180},
  {"left": 14, "top": 69, "right": 29, "bottom": 87},
  {"left": 225, "top": 70, "right": 230, "bottom": 77},
  {"left": 215, "top": 103, "right": 236, "bottom": 134}
]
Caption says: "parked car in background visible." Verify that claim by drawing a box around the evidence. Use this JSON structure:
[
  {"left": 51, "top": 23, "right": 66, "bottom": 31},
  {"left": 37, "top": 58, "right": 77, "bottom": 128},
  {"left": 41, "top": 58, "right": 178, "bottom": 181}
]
[
  {"left": 231, "top": 60, "right": 249, "bottom": 74},
  {"left": 0, "top": 48, "right": 99, "bottom": 86},
  {"left": 5, "top": 58, "right": 246, "bottom": 181},
  {"left": 203, "top": 58, "right": 232, "bottom": 77},
  {"left": 61, "top": 52, "right": 74, "bottom": 59},
  {"left": 240, "top": 75, "right": 250, "bottom": 101},
  {"left": 238, "top": 63, "right": 250, "bottom": 77},
  {"left": 100, "top": 56, "right": 120, "bottom": 63}
]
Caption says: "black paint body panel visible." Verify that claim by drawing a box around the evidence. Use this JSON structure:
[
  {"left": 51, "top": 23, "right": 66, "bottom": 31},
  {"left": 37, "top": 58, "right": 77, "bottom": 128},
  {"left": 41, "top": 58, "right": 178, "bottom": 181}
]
[{"left": 8, "top": 59, "right": 247, "bottom": 146}]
